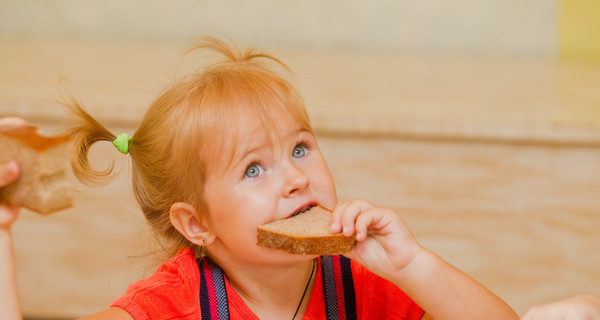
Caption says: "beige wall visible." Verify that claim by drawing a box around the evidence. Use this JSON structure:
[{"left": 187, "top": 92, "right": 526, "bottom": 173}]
[{"left": 0, "top": 0, "right": 556, "bottom": 57}]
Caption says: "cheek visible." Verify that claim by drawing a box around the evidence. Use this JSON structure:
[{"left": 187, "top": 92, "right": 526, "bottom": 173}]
[
  {"left": 229, "top": 183, "right": 275, "bottom": 219},
  {"left": 311, "top": 159, "right": 337, "bottom": 205},
  {"left": 323, "top": 177, "right": 338, "bottom": 206}
]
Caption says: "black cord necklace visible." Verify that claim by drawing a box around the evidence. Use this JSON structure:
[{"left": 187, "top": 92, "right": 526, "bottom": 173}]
[{"left": 291, "top": 259, "right": 316, "bottom": 320}]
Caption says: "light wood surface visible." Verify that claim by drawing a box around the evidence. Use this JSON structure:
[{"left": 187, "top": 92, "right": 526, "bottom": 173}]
[
  {"left": 1, "top": 38, "right": 599, "bottom": 145},
  {"left": 1, "top": 38, "right": 599, "bottom": 317},
  {"left": 324, "top": 137, "right": 600, "bottom": 314}
]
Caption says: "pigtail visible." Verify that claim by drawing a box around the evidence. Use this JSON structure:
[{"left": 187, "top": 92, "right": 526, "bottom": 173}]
[{"left": 60, "top": 86, "right": 120, "bottom": 186}]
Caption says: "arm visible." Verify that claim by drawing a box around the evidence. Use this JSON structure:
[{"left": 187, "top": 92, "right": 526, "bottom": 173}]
[
  {"left": 331, "top": 200, "right": 518, "bottom": 320},
  {"left": 0, "top": 117, "right": 29, "bottom": 320},
  {"left": 0, "top": 160, "right": 23, "bottom": 320},
  {"left": 521, "top": 295, "right": 600, "bottom": 320}
]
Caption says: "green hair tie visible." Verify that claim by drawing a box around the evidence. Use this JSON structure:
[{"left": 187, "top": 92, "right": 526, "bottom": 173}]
[{"left": 112, "top": 133, "right": 130, "bottom": 154}]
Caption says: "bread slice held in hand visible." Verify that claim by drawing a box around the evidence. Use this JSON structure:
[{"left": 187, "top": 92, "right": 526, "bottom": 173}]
[
  {"left": 0, "top": 125, "right": 73, "bottom": 214},
  {"left": 257, "top": 205, "right": 356, "bottom": 255}
]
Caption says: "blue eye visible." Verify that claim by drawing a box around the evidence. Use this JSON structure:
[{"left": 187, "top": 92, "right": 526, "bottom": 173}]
[
  {"left": 292, "top": 145, "right": 307, "bottom": 159},
  {"left": 244, "top": 163, "right": 264, "bottom": 178}
]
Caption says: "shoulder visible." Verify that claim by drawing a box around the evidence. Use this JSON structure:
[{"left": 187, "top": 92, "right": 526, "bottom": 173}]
[
  {"left": 350, "top": 258, "right": 425, "bottom": 320},
  {"left": 111, "top": 248, "right": 200, "bottom": 320}
]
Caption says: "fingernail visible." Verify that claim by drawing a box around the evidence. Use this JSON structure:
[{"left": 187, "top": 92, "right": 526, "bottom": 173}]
[
  {"left": 7, "top": 161, "right": 19, "bottom": 174},
  {"left": 330, "top": 223, "right": 339, "bottom": 232}
]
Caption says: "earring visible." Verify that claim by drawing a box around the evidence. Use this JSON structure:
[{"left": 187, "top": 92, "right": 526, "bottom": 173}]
[{"left": 201, "top": 237, "right": 207, "bottom": 244}]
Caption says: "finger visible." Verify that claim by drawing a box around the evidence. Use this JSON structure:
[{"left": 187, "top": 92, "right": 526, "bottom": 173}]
[
  {"left": 0, "top": 117, "right": 27, "bottom": 127},
  {"left": 0, "top": 160, "right": 20, "bottom": 187},
  {"left": 354, "top": 208, "right": 383, "bottom": 241},
  {"left": 520, "top": 309, "right": 534, "bottom": 320},
  {"left": 0, "top": 203, "right": 21, "bottom": 229},
  {"left": 340, "top": 200, "right": 374, "bottom": 237},
  {"left": 520, "top": 308, "right": 547, "bottom": 320},
  {"left": 330, "top": 201, "right": 351, "bottom": 233}
]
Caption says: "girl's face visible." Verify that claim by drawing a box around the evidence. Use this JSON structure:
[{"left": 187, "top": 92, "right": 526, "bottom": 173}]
[{"left": 202, "top": 106, "right": 337, "bottom": 265}]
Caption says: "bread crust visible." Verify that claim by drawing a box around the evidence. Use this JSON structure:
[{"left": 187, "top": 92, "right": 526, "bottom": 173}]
[
  {"left": 0, "top": 125, "right": 73, "bottom": 214},
  {"left": 1, "top": 125, "right": 70, "bottom": 151},
  {"left": 256, "top": 206, "right": 356, "bottom": 255}
]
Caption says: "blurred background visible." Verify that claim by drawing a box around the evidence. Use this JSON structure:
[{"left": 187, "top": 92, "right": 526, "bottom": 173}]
[{"left": 0, "top": 0, "right": 599, "bottom": 318}]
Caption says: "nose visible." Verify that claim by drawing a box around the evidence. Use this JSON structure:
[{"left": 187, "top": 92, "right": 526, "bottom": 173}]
[{"left": 281, "top": 161, "right": 309, "bottom": 197}]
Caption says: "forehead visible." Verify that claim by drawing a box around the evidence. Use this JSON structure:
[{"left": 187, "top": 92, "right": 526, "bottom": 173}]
[
  {"left": 182, "top": 63, "right": 312, "bottom": 174},
  {"left": 206, "top": 103, "right": 307, "bottom": 172}
]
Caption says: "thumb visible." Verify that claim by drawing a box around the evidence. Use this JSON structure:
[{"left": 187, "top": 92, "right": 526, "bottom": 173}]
[{"left": 0, "top": 161, "right": 20, "bottom": 187}]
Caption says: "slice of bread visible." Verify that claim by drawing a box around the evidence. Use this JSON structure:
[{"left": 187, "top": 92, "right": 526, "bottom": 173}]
[
  {"left": 0, "top": 125, "right": 73, "bottom": 214},
  {"left": 257, "top": 205, "right": 355, "bottom": 255}
]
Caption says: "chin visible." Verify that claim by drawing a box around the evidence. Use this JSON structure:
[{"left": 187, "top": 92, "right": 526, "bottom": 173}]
[{"left": 260, "top": 247, "right": 317, "bottom": 264}]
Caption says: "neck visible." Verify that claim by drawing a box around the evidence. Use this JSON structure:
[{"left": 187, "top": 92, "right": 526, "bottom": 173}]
[{"left": 213, "top": 256, "right": 316, "bottom": 320}]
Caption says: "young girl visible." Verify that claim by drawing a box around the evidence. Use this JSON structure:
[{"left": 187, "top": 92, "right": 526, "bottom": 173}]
[{"left": 1, "top": 37, "right": 518, "bottom": 320}]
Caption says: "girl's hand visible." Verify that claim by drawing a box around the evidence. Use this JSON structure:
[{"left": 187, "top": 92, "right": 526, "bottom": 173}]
[
  {"left": 329, "top": 199, "right": 424, "bottom": 281},
  {"left": 0, "top": 160, "right": 21, "bottom": 231},
  {"left": 331, "top": 200, "right": 520, "bottom": 320},
  {"left": 0, "top": 117, "right": 27, "bottom": 232},
  {"left": 522, "top": 295, "right": 600, "bottom": 320},
  {"left": 0, "top": 163, "right": 22, "bottom": 320}
]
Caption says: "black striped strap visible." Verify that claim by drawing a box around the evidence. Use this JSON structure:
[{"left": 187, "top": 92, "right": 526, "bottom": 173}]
[
  {"left": 197, "top": 258, "right": 229, "bottom": 320},
  {"left": 321, "top": 255, "right": 358, "bottom": 320},
  {"left": 197, "top": 256, "right": 357, "bottom": 320}
]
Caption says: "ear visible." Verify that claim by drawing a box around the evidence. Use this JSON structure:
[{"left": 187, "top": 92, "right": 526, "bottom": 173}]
[{"left": 170, "top": 202, "right": 215, "bottom": 246}]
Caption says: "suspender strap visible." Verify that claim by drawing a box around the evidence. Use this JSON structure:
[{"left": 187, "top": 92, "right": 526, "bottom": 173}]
[
  {"left": 197, "top": 256, "right": 357, "bottom": 320},
  {"left": 321, "top": 255, "right": 358, "bottom": 320},
  {"left": 197, "top": 258, "right": 230, "bottom": 320}
]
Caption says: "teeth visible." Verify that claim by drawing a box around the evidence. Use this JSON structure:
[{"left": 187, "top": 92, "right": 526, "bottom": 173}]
[{"left": 292, "top": 205, "right": 313, "bottom": 217}]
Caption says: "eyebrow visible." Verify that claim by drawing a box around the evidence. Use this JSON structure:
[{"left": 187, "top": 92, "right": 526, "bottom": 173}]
[{"left": 234, "top": 127, "right": 310, "bottom": 166}]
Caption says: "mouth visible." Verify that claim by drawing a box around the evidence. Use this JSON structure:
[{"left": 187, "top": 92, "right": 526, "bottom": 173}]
[{"left": 289, "top": 203, "right": 316, "bottom": 218}]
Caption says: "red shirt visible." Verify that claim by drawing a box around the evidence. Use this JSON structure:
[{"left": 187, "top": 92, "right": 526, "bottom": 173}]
[{"left": 112, "top": 248, "right": 424, "bottom": 319}]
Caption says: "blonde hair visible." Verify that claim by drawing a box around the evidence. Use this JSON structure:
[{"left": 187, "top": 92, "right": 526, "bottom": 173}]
[{"left": 64, "top": 36, "right": 312, "bottom": 259}]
